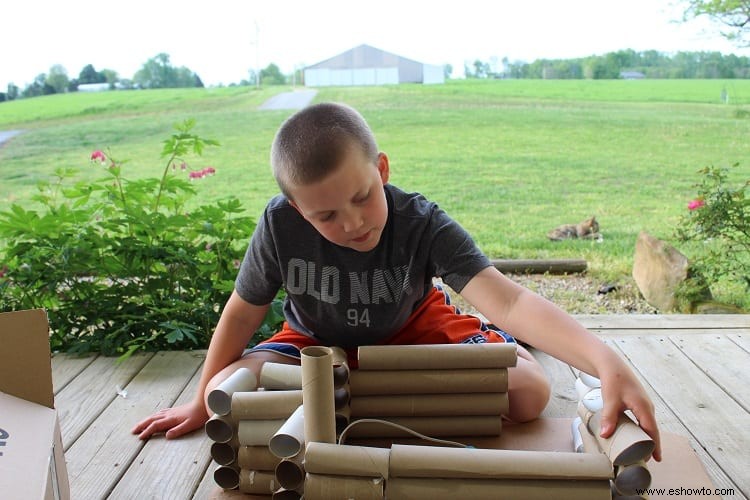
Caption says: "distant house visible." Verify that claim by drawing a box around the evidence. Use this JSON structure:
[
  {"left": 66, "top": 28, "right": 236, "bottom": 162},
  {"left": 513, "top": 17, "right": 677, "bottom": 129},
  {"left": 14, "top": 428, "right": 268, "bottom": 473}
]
[
  {"left": 304, "top": 44, "right": 444, "bottom": 87},
  {"left": 620, "top": 71, "right": 645, "bottom": 80}
]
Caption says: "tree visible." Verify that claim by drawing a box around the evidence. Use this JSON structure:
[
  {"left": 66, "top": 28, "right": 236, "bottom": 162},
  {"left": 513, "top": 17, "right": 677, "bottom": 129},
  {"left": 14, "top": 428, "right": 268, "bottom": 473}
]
[
  {"left": 46, "top": 65, "right": 70, "bottom": 94},
  {"left": 79, "top": 64, "right": 106, "bottom": 84},
  {"left": 133, "top": 53, "right": 203, "bottom": 89},
  {"left": 6, "top": 83, "right": 19, "bottom": 101},
  {"left": 259, "top": 63, "right": 286, "bottom": 85},
  {"left": 682, "top": 0, "right": 750, "bottom": 45}
]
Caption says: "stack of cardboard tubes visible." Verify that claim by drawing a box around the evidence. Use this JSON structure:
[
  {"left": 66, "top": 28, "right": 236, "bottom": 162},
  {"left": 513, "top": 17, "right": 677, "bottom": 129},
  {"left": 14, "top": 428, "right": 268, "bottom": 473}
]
[
  {"left": 204, "top": 343, "right": 655, "bottom": 499},
  {"left": 574, "top": 370, "right": 655, "bottom": 499}
]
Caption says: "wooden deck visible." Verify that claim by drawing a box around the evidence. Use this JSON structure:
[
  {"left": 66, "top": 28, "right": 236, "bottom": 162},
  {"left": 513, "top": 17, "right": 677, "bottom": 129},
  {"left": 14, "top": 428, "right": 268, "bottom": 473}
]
[{"left": 51, "top": 314, "right": 750, "bottom": 499}]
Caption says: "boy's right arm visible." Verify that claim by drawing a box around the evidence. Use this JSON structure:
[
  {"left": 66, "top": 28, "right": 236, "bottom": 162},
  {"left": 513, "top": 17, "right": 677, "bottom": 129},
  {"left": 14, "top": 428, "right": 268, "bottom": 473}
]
[{"left": 131, "top": 290, "right": 270, "bottom": 440}]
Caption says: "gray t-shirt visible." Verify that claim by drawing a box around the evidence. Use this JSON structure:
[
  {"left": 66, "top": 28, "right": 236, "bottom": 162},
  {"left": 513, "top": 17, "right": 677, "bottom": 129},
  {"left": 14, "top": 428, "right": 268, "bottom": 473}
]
[{"left": 235, "top": 184, "right": 491, "bottom": 348}]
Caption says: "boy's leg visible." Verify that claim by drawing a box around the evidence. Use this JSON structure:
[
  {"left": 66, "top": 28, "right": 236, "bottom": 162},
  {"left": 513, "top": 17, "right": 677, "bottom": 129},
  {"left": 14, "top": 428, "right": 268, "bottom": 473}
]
[{"left": 384, "top": 286, "right": 551, "bottom": 422}]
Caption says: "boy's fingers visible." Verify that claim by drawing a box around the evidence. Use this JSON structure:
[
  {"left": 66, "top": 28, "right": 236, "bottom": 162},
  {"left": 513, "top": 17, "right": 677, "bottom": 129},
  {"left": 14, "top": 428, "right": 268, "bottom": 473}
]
[{"left": 598, "top": 399, "right": 619, "bottom": 439}]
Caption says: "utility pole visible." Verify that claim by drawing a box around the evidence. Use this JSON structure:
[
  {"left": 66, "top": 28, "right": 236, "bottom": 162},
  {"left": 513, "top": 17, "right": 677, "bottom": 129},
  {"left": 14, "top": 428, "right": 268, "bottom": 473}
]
[{"left": 255, "top": 21, "right": 261, "bottom": 89}]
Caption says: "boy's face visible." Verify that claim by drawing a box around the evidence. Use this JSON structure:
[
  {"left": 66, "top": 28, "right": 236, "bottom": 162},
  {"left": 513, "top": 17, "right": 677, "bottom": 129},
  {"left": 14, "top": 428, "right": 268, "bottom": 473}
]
[{"left": 288, "top": 147, "right": 390, "bottom": 252}]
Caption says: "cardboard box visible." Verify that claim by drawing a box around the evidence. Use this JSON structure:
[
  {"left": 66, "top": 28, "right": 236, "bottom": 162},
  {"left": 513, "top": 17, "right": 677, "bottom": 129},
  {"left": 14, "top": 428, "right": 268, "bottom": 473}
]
[{"left": 0, "top": 309, "right": 70, "bottom": 500}]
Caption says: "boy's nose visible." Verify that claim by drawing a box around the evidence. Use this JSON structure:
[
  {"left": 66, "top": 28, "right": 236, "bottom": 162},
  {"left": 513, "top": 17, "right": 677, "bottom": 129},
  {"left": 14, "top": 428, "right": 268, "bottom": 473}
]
[{"left": 342, "top": 209, "right": 364, "bottom": 233}]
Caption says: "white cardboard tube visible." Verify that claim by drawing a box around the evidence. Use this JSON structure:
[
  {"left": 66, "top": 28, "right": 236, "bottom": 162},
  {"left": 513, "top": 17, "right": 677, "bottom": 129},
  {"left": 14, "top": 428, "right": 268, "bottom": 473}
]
[
  {"left": 207, "top": 367, "right": 258, "bottom": 416},
  {"left": 269, "top": 404, "right": 306, "bottom": 459}
]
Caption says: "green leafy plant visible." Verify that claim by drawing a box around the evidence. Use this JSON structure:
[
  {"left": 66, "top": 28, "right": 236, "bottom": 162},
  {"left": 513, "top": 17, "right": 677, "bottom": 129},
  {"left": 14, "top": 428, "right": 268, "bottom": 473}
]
[
  {"left": 675, "top": 164, "right": 750, "bottom": 310},
  {"left": 0, "top": 119, "right": 283, "bottom": 356}
]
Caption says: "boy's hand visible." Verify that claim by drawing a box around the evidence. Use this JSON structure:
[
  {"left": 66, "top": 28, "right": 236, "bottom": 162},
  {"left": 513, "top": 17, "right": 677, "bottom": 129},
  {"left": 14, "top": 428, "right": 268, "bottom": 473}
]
[
  {"left": 599, "top": 369, "right": 662, "bottom": 462},
  {"left": 131, "top": 400, "right": 208, "bottom": 440}
]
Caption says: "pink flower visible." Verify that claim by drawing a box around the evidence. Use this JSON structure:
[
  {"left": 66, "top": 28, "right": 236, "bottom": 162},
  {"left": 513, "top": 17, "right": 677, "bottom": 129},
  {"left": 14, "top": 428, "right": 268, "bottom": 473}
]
[
  {"left": 202, "top": 166, "right": 216, "bottom": 176},
  {"left": 0, "top": 265, "right": 7, "bottom": 278},
  {"left": 90, "top": 150, "right": 106, "bottom": 163},
  {"left": 688, "top": 199, "right": 705, "bottom": 211},
  {"left": 189, "top": 170, "right": 204, "bottom": 180}
]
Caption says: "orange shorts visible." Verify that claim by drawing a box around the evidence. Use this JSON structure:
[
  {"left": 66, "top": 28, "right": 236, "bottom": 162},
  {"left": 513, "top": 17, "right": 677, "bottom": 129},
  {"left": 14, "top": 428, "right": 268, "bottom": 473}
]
[{"left": 249, "top": 286, "right": 515, "bottom": 368}]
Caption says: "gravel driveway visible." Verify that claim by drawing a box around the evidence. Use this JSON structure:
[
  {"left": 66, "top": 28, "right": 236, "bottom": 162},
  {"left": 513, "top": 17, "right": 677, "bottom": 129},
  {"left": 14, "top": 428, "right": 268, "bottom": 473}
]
[
  {"left": 0, "top": 130, "right": 23, "bottom": 146},
  {"left": 258, "top": 89, "right": 317, "bottom": 110}
]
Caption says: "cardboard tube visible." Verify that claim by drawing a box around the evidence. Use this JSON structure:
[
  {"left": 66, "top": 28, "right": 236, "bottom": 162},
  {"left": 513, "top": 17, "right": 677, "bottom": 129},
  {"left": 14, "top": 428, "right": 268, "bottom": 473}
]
[
  {"left": 237, "top": 419, "right": 285, "bottom": 446},
  {"left": 357, "top": 343, "right": 517, "bottom": 370},
  {"left": 335, "top": 406, "right": 351, "bottom": 435},
  {"left": 577, "top": 400, "right": 595, "bottom": 430},
  {"left": 210, "top": 437, "right": 239, "bottom": 466},
  {"left": 208, "top": 367, "right": 258, "bottom": 416},
  {"left": 330, "top": 346, "right": 350, "bottom": 388},
  {"left": 301, "top": 346, "right": 336, "bottom": 444},
  {"left": 334, "top": 385, "right": 350, "bottom": 410},
  {"left": 260, "top": 362, "right": 302, "bottom": 390},
  {"left": 238, "top": 469, "right": 278, "bottom": 495},
  {"left": 588, "top": 412, "right": 655, "bottom": 466},
  {"left": 572, "top": 416, "right": 584, "bottom": 453},
  {"left": 611, "top": 483, "right": 648, "bottom": 499},
  {"left": 213, "top": 464, "right": 240, "bottom": 490},
  {"left": 305, "top": 442, "right": 390, "bottom": 479},
  {"left": 231, "top": 390, "right": 303, "bottom": 420},
  {"left": 269, "top": 405, "right": 306, "bottom": 459},
  {"left": 578, "top": 423, "right": 601, "bottom": 455},
  {"left": 389, "top": 444, "right": 613, "bottom": 480},
  {"left": 275, "top": 456, "right": 305, "bottom": 490},
  {"left": 205, "top": 413, "right": 235, "bottom": 443},
  {"left": 237, "top": 446, "right": 282, "bottom": 471},
  {"left": 350, "top": 393, "right": 509, "bottom": 417},
  {"left": 304, "top": 473, "right": 384, "bottom": 500},
  {"left": 349, "top": 368, "right": 507, "bottom": 395},
  {"left": 272, "top": 488, "right": 302, "bottom": 499},
  {"left": 613, "top": 460, "right": 651, "bottom": 496},
  {"left": 343, "top": 416, "right": 502, "bottom": 438},
  {"left": 385, "top": 477, "right": 611, "bottom": 500}
]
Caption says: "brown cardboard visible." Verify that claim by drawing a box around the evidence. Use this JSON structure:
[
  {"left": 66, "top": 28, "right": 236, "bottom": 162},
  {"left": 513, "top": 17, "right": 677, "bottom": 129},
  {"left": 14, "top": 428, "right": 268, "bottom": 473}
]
[
  {"left": 0, "top": 309, "right": 70, "bottom": 500},
  {"left": 357, "top": 343, "right": 517, "bottom": 370},
  {"left": 300, "top": 346, "right": 336, "bottom": 444},
  {"left": 208, "top": 418, "right": 719, "bottom": 500},
  {"left": 350, "top": 392, "right": 509, "bottom": 417},
  {"left": 349, "top": 368, "right": 508, "bottom": 395}
]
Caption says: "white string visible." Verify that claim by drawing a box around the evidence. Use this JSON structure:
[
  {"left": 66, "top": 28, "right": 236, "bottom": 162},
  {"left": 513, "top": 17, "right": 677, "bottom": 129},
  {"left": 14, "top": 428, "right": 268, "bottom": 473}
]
[{"left": 337, "top": 418, "right": 471, "bottom": 448}]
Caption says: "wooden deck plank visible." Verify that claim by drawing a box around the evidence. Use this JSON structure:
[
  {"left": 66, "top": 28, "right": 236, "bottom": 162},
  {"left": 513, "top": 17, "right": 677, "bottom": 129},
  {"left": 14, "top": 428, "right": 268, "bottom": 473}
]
[
  {"left": 574, "top": 314, "right": 750, "bottom": 330},
  {"left": 671, "top": 334, "right": 750, "bottom": 412},
  {"left": 51, "top": 353, "right": 98, "bottom": 393},
  {"left": 604, "top": 338, "right": 744, "bottom": 499},
  {"left": 55, "top": 352, "right": 154, "bottom": 450},
  {"left": 612, "top": 336, "right": 750, "bottom": 499},
  {"left": 728, "top": 333, "right": 750, "bottom": 353},
  {"left": 109, "top": 355, "right": 212, "bottom": 499},
  {"left": 530, "top": 348, "right": 577, "bottom": 418},
  {"left": 64, "top": 351, "right": 204, "bottom": 499},
  {"left": 587, "top": 327, "right": 750, "bottom": 336}
]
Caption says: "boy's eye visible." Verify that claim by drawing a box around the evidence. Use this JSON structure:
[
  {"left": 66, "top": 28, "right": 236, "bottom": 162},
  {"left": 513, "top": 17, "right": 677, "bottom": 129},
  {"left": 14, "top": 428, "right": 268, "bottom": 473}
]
[
  {"left": 354, "top": 192, "right": 370, "bottom": 204},
  {"left": 319, "top": 212, "right": 334, "bottom": 222}
]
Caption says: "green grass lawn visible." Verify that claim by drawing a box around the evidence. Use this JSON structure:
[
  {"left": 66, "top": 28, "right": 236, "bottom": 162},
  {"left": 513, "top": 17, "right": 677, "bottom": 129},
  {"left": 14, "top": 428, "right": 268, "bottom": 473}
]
[{"left": 2, "top": 79, "right": 749, "bottom": 301}]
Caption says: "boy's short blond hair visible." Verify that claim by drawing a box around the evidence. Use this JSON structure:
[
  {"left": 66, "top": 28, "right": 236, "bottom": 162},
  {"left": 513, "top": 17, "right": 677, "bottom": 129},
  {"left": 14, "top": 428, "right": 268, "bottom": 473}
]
[{"left": 271, "top": 102, "right": 379, "bottom": 199}]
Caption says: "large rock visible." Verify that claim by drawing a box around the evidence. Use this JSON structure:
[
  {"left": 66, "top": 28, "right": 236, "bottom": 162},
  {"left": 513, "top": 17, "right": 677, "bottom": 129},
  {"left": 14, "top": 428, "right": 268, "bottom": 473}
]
[{"left": 632, "top": 231, "right": 689, "bottom": 312}]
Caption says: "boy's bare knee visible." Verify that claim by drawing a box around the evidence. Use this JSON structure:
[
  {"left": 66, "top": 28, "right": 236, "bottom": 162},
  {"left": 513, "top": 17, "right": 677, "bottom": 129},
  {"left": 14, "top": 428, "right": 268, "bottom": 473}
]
[{"left": 507, "top": 355, "right": 551, "bottom": 423}]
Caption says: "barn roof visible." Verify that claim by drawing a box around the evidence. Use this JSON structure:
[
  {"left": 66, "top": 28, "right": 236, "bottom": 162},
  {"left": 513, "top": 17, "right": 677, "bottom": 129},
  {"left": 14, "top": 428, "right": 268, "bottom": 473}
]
[{"left": 306, "top": 44, "right": 422, "bottom": 70}]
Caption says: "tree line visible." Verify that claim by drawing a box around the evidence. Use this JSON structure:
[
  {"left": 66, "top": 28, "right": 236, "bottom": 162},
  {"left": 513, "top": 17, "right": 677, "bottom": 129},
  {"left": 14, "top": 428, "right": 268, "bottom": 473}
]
[{"left": 464, "top": 50, "right": 750, "bottom": 80}]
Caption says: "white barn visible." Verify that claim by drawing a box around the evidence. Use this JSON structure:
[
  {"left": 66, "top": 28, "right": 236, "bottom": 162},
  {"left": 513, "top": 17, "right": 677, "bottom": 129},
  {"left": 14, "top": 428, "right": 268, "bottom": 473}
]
[{"left": 304, "top": 44, "right": 444, "bottom": 87}]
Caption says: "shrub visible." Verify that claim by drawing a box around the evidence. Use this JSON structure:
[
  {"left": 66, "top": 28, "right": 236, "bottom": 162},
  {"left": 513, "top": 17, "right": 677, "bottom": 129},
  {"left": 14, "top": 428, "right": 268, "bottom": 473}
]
[
  {"left": 675, "top": 164, "right": 750, "bottom": 310},
  {"left": 0, "top": 119, "right": 283, "bottom": 357}
]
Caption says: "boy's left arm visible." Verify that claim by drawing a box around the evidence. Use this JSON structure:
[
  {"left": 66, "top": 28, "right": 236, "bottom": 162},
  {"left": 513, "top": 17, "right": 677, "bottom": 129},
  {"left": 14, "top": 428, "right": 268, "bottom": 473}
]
[{"left": 460, "top": 266, "right": 661, "bottom": 461}]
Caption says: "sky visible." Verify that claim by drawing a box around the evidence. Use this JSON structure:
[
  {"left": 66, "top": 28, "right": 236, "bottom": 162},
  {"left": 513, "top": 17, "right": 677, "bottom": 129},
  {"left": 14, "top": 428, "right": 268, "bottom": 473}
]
[{"left": 2, "top": 0, "right": 748, "bottom": 89}]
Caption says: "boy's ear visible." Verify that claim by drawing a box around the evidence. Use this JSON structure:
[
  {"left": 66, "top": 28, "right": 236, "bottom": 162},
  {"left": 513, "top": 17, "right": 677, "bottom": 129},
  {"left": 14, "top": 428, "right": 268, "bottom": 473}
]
[{"left": 377, "top": 152, "right": 390, "bottom": 184}]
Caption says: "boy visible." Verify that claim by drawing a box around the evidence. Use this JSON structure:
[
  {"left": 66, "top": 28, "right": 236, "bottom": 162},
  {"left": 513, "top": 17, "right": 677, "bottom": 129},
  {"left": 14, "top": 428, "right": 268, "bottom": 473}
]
[{"left": 133, "top": 103, "right": 661, "bottom": 461}]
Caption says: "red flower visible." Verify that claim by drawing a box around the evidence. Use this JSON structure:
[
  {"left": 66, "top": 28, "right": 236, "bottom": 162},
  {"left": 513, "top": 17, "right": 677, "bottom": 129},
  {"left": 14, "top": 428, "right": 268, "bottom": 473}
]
[
  {"left": 90, "top": 150, "right": 106, "bottom": 163},
  {"left": 687, "top": 199, "right": 705, "bottom": 211}
]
